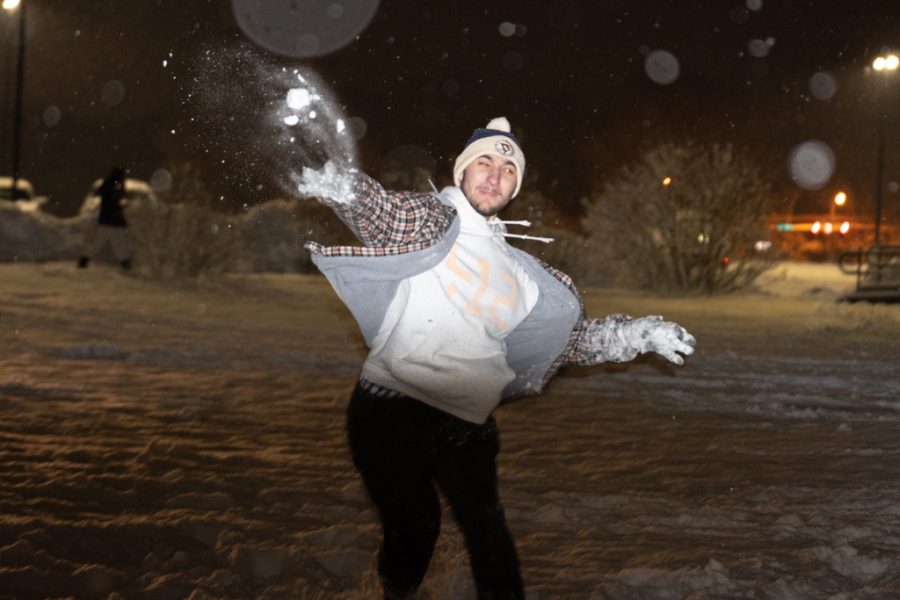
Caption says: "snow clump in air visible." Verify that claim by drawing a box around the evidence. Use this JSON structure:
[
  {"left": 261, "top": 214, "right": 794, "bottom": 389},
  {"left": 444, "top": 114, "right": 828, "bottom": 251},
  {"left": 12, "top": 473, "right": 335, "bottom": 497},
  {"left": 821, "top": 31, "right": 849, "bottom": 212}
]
[
  {"left": 286, "top": 86, "right": 314, "bottom": 110},
  {"left": 295, "top": 160, "right": 358, "bottom": 206},
  {"left": 267, "top": 66, "right": 360, "bottom": 201}
]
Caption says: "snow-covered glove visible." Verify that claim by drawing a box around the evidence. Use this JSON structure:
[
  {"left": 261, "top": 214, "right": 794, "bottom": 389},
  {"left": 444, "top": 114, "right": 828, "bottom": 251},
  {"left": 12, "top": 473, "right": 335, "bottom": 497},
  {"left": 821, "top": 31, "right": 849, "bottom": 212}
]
[
  {"left": 584, "top": 314, "right": 696, "bottom": 366},
  {"left": 295, "top": 160, "right": 357, "bottom": 205}
]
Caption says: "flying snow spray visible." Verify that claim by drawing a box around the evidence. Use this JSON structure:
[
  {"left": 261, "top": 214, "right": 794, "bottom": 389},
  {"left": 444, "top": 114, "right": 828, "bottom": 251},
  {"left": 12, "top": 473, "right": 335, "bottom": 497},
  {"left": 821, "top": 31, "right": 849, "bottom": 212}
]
[
  {"left": 271, "top": 66, "right": 358, "bottom": 172},
  {"left": 273, "top": 67, "right": 362, "bottom": 202},
  {"left": 188, "top": 44, "right": 360, "bottom": 203}
]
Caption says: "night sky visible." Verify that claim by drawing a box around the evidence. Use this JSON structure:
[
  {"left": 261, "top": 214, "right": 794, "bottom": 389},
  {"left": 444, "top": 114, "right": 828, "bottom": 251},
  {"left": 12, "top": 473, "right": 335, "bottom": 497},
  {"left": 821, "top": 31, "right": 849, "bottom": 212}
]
[{"left": 3, "top": 0, "right": 900, "bottom": 222}]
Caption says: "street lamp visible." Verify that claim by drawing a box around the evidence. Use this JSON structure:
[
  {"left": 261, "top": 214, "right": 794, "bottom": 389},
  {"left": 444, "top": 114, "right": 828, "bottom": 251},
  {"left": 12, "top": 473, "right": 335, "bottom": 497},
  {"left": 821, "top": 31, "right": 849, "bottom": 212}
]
[
  {"left": 834, "top": 191, "right": 847, "bottom": 207},
  {"left": 830, "top": 190, "right": 846, "bottom": 223},
  {"left": 871, "top": 52, "right": 898, "bottom": 246},
  {"left": 823, "top": 190, "right": 848, "bottom": 255},
  {"left": 3, "top": 0, "right": 24, "bottom": 202}
]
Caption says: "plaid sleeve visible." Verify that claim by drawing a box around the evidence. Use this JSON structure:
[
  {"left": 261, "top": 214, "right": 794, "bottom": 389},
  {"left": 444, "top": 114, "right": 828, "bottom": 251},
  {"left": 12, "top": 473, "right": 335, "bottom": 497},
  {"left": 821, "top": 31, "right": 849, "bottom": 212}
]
[
  {"left": 557, "top": 319, "right": 597, "bottom": 366},
  {"left": 323, "top": 171, "right": 453, "bottom": 248}
]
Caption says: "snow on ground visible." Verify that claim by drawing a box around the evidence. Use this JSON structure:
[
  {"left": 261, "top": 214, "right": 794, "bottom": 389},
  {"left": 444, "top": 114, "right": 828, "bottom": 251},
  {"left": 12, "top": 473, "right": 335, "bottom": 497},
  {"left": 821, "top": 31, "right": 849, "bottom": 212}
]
[{"left": 0, "top": 261, "right": 898, "bottom": 599}]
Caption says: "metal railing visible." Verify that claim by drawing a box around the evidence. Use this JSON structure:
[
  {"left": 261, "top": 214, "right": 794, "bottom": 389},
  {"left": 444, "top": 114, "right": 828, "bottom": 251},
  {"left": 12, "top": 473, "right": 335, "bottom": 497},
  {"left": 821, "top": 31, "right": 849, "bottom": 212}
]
[{"left": 838, "top": 245, "right": 900, "bottom": 292}]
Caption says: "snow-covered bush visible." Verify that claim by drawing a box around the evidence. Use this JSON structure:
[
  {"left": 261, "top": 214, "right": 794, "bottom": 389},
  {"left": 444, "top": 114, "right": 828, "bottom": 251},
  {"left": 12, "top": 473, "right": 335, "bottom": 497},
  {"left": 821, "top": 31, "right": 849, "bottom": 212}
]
[
  {"left": 235, "top": 198, "right": 350, "bottom": 273},
  {"left": 128, "top": 199, "right": 240, "bottom": 278},
  {"left": 0, "top": 191, "right": 348, "bottom": 277},
  {"left": 128, "top": 163, "right": 240, "bottom": 278},
  {"left": 582, "top": 141, "right": 777, "bottom": 292},
  {"left": 0, "top": 201, "right": 81, "bottom": 262}
]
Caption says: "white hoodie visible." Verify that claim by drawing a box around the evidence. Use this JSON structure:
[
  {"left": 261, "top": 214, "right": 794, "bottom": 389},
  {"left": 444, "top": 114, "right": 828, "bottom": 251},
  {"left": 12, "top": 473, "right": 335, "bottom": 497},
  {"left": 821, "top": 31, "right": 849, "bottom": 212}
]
[{"left": 361, "top": 187, "right": 540, "bottom": 423}]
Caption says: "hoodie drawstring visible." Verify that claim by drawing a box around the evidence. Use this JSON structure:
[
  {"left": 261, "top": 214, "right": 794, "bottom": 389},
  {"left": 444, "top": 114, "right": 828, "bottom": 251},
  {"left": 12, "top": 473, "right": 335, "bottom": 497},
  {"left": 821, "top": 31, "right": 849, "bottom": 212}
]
[
  {"left": 501, "top": 232, "right": 555, "bottom": 243},
  {"left": 430, "top": 182, "right": 556, "bottom": 244},
  {"left": 492, "top": 219, "right": 555, "bottom": 244}
]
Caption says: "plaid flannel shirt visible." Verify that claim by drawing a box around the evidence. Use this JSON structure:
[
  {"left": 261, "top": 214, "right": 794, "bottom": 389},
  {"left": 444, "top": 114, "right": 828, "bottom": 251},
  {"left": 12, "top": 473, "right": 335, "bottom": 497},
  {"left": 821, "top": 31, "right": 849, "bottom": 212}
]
[
  {"left": 305, "top": 171, "right": 600, "bottom": 389},
  {"left": 304, "top": 174, "right": 454, "bottom": 257}
]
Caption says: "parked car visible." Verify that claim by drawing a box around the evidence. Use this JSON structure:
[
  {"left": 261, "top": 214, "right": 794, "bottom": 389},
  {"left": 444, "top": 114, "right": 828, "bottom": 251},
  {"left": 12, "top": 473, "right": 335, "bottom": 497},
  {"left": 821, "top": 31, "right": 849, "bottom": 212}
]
[
  {"left": 78, "top": 177, "right": 159, "bottom": 216},
  {"left": 0, "top": 176, "right": 48, "bottom": 212}
]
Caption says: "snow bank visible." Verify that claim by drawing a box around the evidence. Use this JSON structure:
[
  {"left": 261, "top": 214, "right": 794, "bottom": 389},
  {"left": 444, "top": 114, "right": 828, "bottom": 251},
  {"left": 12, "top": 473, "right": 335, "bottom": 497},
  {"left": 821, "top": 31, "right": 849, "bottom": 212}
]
[
  {"left": 0, "top": 202, "right": 86, "bottom": 262},
  {"left": 0, "top": 199, "right": 348, "bottom": 273},
  {"left": 750, "top": 260, "right": 856, "bottom": 298}
]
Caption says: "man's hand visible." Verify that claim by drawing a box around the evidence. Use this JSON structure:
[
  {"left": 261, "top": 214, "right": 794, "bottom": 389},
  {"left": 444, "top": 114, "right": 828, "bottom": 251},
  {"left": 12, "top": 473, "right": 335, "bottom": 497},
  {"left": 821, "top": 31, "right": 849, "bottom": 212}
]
[
  {"left": 584, "top": 314, "right": 696, "bottom": 366},
  {"left": 622, "top": 315, "right": 696, "bottom": 366},
  {"left": 295, "top": 160, "right": 357, "bottom": 205}
]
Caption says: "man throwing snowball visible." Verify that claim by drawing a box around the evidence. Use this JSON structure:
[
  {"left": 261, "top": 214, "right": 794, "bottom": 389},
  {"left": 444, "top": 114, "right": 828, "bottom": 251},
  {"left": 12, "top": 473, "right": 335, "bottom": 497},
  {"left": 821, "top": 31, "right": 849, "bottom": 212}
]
[{"left": 298, "top": 117, "right": 695, "bottom": 599}]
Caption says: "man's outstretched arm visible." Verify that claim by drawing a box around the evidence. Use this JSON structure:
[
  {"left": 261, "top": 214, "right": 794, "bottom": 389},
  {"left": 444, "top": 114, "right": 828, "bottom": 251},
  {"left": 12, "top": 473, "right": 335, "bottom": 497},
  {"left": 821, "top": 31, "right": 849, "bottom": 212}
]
[
  {"left": 296, "top": 160, "right": 451, "bottom": 248},
  {"left": 565, "top": 314, "right": 696, "bottom": 367}
]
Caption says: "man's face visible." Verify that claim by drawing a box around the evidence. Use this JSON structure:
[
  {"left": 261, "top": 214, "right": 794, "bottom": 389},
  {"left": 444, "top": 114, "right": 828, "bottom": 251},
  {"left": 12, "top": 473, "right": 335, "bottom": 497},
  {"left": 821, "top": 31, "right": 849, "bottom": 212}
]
[{"left": 460, "top": 154, "right": 517, "bottom": 218}]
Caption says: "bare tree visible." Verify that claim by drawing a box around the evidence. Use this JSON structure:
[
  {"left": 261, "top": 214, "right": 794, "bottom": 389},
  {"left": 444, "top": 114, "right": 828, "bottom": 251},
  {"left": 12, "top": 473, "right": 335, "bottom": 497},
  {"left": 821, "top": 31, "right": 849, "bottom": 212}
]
[{"left": 582, "top": 141, "right": 776, "bottom": 292}]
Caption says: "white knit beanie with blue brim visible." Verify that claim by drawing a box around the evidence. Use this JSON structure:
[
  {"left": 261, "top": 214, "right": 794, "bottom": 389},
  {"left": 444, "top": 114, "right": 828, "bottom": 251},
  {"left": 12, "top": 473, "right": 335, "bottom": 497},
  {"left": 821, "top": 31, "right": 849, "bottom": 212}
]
[{"left": 453, "top": 117, "right": 525, "bottom": 198}]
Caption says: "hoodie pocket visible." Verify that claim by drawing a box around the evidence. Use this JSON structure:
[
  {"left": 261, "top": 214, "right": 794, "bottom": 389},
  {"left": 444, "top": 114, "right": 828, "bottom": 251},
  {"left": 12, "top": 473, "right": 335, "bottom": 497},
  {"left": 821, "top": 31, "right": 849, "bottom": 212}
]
[{"left": 389, "top": 323, "right": 515, "bottom": 409}]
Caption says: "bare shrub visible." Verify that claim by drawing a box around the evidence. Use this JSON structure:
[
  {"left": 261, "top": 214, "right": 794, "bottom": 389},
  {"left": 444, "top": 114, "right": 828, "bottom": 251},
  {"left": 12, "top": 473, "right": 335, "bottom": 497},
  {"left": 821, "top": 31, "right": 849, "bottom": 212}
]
[
  {"left": 236, "top": 198, "right": 352, "bottom": 273},
  {"left": 127, "top": 163, "right": 240, "bottom": 279},
  {"left": 582, "top": 141, "right": 777, "bottom": 293}
]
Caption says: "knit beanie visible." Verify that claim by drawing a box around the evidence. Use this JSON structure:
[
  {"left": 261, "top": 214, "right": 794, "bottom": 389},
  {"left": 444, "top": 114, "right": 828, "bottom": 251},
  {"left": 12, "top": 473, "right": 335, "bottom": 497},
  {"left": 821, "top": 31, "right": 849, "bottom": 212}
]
[{"left": 453, "top": 117, "right": 525, "bottom": 198}]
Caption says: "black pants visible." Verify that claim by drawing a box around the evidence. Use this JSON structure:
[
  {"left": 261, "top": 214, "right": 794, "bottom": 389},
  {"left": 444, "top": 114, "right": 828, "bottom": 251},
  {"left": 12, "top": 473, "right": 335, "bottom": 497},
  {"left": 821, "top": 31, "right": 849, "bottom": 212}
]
[{"left": 347, "top": 381, "right": 524, "bottom": 600}]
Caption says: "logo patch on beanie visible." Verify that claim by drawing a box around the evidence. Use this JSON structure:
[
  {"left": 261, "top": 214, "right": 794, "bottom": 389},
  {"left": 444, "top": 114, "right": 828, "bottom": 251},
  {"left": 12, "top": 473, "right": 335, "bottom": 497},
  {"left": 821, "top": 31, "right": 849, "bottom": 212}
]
[{"left": 495, "top": 140, "right": 515, "bottom": 157}]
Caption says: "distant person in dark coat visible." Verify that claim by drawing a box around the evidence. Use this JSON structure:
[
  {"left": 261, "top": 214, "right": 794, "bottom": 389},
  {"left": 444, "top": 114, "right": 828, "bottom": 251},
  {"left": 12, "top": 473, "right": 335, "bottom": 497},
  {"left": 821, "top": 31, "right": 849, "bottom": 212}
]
[{"left": 78, "top": 166, "right": 133, "bottom": 269}]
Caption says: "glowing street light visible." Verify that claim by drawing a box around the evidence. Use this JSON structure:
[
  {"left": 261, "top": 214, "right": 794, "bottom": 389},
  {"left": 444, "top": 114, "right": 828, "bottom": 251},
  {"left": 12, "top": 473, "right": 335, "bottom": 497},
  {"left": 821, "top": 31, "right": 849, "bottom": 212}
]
[
  {"left": 3, "top": 0, "right": 25, "bottom": 204},
  {"left": 871, "top": 52, "right": 898, "bottom": 246},
  {"left": 825, "top": 191, "right": 850, "bottom": 253},
  {"left": 873, "top": 54, "right": 900, "bottom": 72}
]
